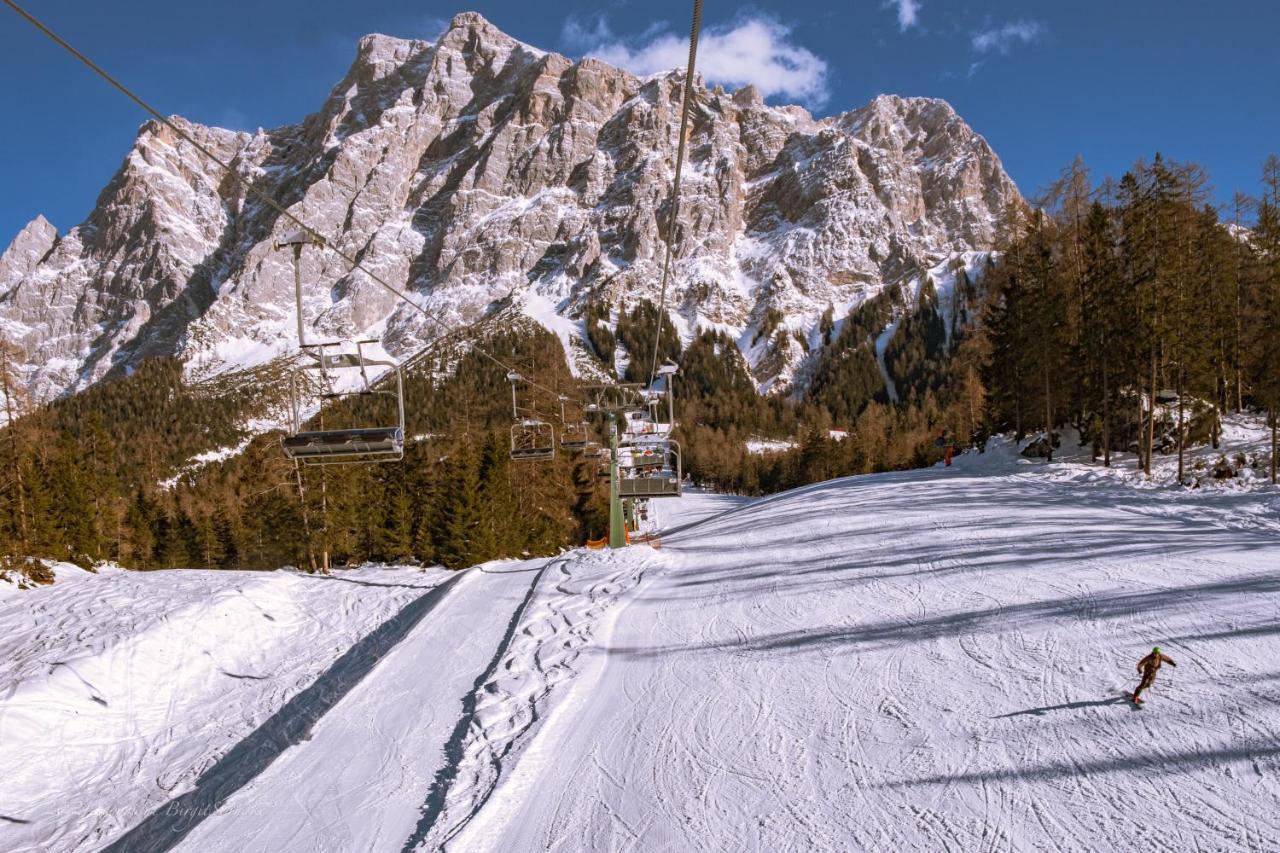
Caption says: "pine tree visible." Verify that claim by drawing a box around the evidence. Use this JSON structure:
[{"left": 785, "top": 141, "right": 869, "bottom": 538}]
[
  {"left": 0, "top": 342, "right": 30, "bottom": 552},
  {"left": 1118, "top": 165, "right": 1160, "bottom": 474},
  {"left": 477, "top": 430, "right": 516, "bottom": 558},
  {"left": 432, "top": 442, "right": 485, "bottom": 569},
  {"left": 1230, "top": 192, "right": 1256, "bottom": 411},
  {"left": 819, "top": 304, "right": 835, "bottom": 346},
  {"left": 1080, "top": 200, "right": 1124, "bottom": 464},
  {"left": 80, "top": 412, "right": 120, "bottom": 559},
  {"left": 1252, "top": 155, "right": 1280, "bottom": 483},
  {"left": 1024, "top": 210, "right": 1065, "bottom": 460},
  {"left": 123, "top": 488, "right": 159, "bottom": 568},
  {"left": 212, "top": 507, "right": 239, "bottom": 569},
  {"left": 376, "top": 465, "right": 415, "bottom": 563}
]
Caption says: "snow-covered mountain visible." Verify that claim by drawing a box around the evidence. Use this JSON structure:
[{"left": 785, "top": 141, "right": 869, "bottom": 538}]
[{"left": 0, "top": 11, "right": 1021, "bottom": 404}]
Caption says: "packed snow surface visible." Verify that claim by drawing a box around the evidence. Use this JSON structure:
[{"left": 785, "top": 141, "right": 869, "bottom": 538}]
[
  {"left": 746, "top": 437, "right": 797, "bottom": 455},
  {"left": 2, "top": 434, "right": 1279, "bottom": 851}
]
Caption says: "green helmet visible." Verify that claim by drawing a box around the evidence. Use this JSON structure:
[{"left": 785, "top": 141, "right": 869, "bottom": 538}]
[{"left": 1152, "top": 646, "right": 1161, "bottom": 654}]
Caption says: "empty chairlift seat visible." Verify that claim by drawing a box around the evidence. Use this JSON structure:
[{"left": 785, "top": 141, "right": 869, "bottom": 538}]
[
  {"left": 558, "top": 396, "right": 590, "bottom": 450},
  {"left": 283, "top": 426, "right": 404, "bottom": 462},
  {"left": 274, "top": 230, "right": 407, "bottom": 467},
  {"left": 511, "top": 419, "right": 556, "bottom": 460},
  {"left": 282, "top": 339, "right": 407, "bottom": 467},
  {"left": 559, "top": 421, "right": 590, "bottom": 450}
]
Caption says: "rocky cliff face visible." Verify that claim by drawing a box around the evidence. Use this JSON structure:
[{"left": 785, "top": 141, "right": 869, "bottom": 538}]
[{"left": 0, "top": 11, "right": 1021, "bottom": 404}]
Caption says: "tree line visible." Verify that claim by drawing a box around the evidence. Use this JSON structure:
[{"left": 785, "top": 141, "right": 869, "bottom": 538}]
[
  {"left": 983, "top": 154, "right": 1280, "bottom": 481},
  {"left": 0, "top": 328, "right": 608, "bottom": 572}
]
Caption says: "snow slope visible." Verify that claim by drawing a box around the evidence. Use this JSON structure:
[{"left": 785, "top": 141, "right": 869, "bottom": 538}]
[
  {"left": 0, "top": 565, "right": 461, "bottom": 851},
  {"left": 3, "top": 444, "right": 1279, "bottom": 851},
  {"left": 452, "top": 464, "right": 1280, "bottom": 851}
]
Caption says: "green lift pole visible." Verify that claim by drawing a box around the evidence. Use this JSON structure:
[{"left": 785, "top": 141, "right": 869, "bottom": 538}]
[{"left": 608, "top": 412, "right": 626, "bottom": 549}]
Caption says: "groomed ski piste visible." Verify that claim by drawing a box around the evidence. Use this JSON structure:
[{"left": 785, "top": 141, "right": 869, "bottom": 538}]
[{"left": 3, "top": 420, "right": 1279, "bottom": 852}]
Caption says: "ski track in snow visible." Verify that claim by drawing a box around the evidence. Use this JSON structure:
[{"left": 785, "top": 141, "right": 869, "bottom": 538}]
[{"left": 3, "top": 450, "right": 1280, "bottom": 850}]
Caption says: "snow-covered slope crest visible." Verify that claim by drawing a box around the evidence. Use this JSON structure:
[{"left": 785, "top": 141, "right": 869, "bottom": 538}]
[{"left": 0, "top": 11, "right": 1022, "bottom": 403}]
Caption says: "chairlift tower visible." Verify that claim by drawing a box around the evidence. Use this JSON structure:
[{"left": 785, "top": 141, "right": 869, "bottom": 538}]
[
  {"left": 608, "top": 412, "right": 625, "bottom": 549},
  {"left": 583, "top": 384, "right": 644, "bottom": 549},
  {"left": 583, "top": 371, "right": 680, "bottom": 549}
]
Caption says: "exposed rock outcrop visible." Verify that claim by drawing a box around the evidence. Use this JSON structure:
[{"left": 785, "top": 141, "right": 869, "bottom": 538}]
[{"left": 0, "top": 12, "right": 1022, "bottom": 402}]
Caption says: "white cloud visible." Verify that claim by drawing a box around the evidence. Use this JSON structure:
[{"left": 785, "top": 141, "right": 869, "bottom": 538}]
[
  {"left": 887, "top": 0, "right": 921, "bottom": 32},
  {"left": 971, "top": 20, "right": 1045, "bottom": 54},
  {"left": 562, "top": 14, "right": 613, "bottom": 50},
  {"left": 577, "top": 17, "right": 829, "bottom": 107},
  {"left": 420, "top": 17, "right": 449, "bottom": 39}
]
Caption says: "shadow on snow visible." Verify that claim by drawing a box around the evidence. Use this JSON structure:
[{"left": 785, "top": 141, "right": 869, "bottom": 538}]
[{"left": 100, "top": 573, "right": 465, "bottom": 853}]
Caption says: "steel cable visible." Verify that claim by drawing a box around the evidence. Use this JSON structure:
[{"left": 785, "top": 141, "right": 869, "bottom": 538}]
[{"left": 645, "top": 0, "right": 703, "bottom": 391}]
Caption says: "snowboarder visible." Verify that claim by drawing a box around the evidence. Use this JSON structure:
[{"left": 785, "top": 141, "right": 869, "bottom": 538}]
[{"left": 1131, "top": 647, "right": 1177, "bottom": 704}]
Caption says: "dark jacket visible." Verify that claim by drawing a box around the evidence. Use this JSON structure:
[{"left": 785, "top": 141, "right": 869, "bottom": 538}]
[{"left": 1137, "top": 651, "right": 1176, "bottom": 678}]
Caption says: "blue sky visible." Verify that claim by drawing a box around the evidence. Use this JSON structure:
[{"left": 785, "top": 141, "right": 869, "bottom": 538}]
[{"left": 2, "top": 0, "right": 1277, "bottom": 244}]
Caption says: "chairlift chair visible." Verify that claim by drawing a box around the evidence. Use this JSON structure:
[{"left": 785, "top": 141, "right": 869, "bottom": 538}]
[
  {"left": 618, "top": 443, "right": 664, "bottom": 469},
  {"left": 618, "top": 440, "right": 682, "bottom": 499},
  {"left": 507, "top": 372, "right": 556, "bottom": 461},
  {"left": 558, "top": 395, "right": 590, "bottom": 451},
  {"left": 511, "top": 418, "right": 556, "bottom": 460},
  {"left": 621, "top": 408, "right": 672, "bottom": 441},
  {"left": 283, "top": 340, "right": 406, "bottom": 466},
  {"left": 276, "top": 233, "right": 405, "bottom": 466},
  {"left": 560, "top": 422, "right": 589, "bottom": 451}
]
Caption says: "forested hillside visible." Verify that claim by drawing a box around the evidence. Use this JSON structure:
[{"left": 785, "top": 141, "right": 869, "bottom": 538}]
[{"left": 0, "top": 325, "right": 601, "bottom": 571}]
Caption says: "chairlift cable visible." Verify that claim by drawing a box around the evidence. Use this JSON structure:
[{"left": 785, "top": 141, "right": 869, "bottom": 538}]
[
  {"left": 4, "top": 0, "right": 580, "bottom": 410},
  {"left": 645, "top": 0, "right": 703, "bottom": 392}
]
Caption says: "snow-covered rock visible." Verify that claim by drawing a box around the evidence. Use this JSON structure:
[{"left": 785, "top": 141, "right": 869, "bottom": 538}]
[{"left": 0, "top": 12, "right": 1022, "bottom": 403}]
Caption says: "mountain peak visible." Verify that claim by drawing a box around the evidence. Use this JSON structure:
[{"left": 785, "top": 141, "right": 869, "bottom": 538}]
[
  {"left": 441, "top": 11, "right": 545, "bottom": 57},
  {"left": 0, "top": 17, "right": 1021, "bottom": 404},
  {"left": 837, "top": 93, "right": 958, "bottom": 130},
  {"left": 0, "top": 214, "right": 58, "bottom": 295},
  {"left": 448, "top": 11, "right": 495, "bottom": 31}
]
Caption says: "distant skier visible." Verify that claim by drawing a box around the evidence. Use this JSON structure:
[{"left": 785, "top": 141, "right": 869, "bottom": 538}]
[
  {"left": 1131, "top": 647, "right": 1177, "bottom": 704},
  {"left": 934, "top": 429, "right": 955, "bottom": 467}
]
